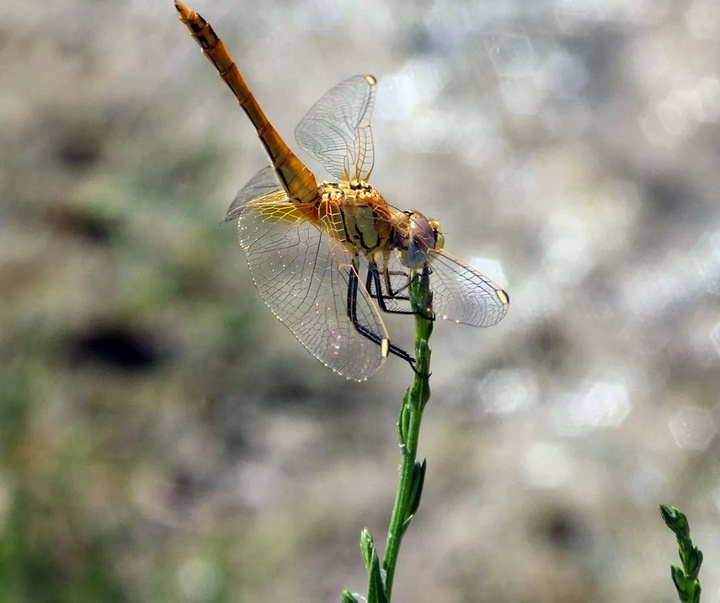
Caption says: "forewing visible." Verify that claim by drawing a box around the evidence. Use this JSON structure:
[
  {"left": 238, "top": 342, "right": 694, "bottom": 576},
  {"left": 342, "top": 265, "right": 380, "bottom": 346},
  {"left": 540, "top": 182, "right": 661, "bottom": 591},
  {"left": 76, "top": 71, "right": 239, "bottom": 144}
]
[
  {"left": 294, "top": 75, "right": 376, "bottom": 182},
  {"left": 428, "top": 249, "right": 509, "bottom": 327},
  {"left": 224, "top": 166, "right": 286, "bottom": 222},
  {"left": 236, "top": 199, "right": 389, "bottom": 381}
]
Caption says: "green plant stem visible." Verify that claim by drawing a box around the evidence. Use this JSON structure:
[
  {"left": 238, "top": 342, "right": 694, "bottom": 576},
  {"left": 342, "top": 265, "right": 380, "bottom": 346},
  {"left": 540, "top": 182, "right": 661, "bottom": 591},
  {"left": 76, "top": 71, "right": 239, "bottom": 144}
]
[
  {"left": 381, "top": 267, "right": 434, "bottom": 599},
  {"left": 660, "top": 505, "right": 703, "bottom": 603}
]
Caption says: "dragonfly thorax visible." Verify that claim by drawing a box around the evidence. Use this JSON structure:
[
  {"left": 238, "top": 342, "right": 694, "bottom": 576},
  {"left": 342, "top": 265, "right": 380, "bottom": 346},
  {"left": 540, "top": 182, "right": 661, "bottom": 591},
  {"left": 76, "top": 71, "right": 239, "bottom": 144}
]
[
  {"left": 315, "top": 179, "right": 445, "bottom": 269},
  {"left": 317, "top": 180, "right": 399, "bottom": 256}
]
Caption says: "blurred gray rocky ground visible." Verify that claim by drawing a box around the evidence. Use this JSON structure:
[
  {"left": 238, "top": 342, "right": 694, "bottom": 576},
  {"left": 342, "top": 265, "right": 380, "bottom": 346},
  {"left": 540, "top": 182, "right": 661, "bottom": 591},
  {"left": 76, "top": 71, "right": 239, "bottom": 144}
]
[{"left": 2, "top": 0, "right": 720, "bottom": 601}]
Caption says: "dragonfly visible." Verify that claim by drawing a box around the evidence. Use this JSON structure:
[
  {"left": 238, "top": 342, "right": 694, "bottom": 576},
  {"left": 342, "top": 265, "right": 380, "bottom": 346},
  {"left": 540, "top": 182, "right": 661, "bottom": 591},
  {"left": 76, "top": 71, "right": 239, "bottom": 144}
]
[{"left": 175, "top": 1, "right": 509, "bottom": 381}]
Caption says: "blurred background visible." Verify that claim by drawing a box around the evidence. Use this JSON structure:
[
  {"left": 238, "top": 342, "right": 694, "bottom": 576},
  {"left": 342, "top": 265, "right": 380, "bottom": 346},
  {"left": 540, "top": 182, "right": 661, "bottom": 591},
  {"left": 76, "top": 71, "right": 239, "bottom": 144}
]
[{"left": 3, "top": 0, "right": 720, "bottom": 601}]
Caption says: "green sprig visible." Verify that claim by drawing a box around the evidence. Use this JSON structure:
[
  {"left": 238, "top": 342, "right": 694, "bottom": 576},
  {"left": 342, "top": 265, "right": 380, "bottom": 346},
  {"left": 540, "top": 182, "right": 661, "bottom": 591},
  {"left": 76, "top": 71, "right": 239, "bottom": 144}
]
[
  {"left": 381, "top": 267, "right": 433, "bottom": 599},
  {"left": 342, "top": 268, "right": 434, "bottom": 602},
  {"left": 660, "top": 505, "right": 703, "bottom": 603}
]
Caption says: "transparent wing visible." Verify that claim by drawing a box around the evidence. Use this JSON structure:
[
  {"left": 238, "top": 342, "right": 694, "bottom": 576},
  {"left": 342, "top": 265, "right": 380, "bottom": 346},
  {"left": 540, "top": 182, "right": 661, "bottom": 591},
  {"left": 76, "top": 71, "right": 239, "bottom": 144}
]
[
  {"left": 235, "top": 198, "right": 389, "bottom": 381},
  {"left": 294, "top": 75, "right": 377, "bottom": 182},
  {"left": 224, "top": 166, "right": 285, "bottom": 222},
  {"left": 427, "top": 249, "right": 510, "bottom": 327}
]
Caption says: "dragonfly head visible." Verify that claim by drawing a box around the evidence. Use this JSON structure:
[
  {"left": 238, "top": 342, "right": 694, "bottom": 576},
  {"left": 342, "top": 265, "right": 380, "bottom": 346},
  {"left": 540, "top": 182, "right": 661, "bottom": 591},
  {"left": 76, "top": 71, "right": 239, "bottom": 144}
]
[{"left": 401, "top": 211, "right": 445, "bottom": 268}]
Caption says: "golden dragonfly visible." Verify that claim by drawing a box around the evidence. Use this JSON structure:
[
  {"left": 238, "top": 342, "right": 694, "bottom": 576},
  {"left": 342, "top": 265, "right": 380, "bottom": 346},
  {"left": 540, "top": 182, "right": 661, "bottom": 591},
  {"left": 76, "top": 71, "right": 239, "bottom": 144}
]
[{"left": 175, "top": 1, "right": 509, "bottom": 381}]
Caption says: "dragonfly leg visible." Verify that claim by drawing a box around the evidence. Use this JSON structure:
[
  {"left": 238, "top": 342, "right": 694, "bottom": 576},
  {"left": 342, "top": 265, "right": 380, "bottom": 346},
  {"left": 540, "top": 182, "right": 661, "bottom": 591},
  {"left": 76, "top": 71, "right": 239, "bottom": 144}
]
[
  {"left": 369, "top": 264, "right": 436, "bottom": 322},
  {"left": 365, "top": 262, "right": 414, "bottom": 315},
  {"left": 348, "top": 263, "right": 417, "bottom": 369},
  {"left": 383, "top": 268, "right": 412, "bottom": 299}
]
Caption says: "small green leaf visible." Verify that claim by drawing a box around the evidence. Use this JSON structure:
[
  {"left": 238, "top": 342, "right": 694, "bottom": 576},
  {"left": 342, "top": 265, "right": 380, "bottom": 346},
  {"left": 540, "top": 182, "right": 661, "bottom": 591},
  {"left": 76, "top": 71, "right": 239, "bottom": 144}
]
[
  {"left": 660, "top": 504, "right": 674, "bottom": 525},
  {"left": 341, "top": 590, "right": 360, "bottom": 603},
  {"left": 675, "top": 514, "right": 690, "bottom": 538},
  {"left": 366, "top": 547, "right": 388, "bottom": 603},
  {"left": 400, "top": 461, "right": 428, "bottom": 536},
  {"left": 360, "top": 529, "right": 374, "bottom": 575},
  {"left": 407, "top": 459, "right": 427, "bottom": 519},
  {"left": 685, "top": 548, "right": 702, "bottom": 580},
  {"left": 671, "top": 564, "right": 686, "bottom": 592},
  {"left": 398, "top": 400, "right": 410, "bottom": 447},
  {"left": 662, "top": 506, "right": 690, "bottom": 537}
]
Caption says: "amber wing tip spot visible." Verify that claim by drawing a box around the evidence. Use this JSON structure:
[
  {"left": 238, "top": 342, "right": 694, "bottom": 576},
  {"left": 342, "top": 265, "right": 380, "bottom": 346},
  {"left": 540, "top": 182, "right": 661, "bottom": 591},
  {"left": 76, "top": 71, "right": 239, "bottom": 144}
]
[{"left": 365, "top": 74, "right": 377, "bottom": 85}]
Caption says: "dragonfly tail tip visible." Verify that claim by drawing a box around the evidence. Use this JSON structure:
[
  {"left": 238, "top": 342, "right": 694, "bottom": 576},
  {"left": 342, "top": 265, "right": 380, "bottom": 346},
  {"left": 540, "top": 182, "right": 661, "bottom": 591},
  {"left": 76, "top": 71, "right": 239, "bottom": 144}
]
[{"left": 174, "top": 0, "right": 193, "bottom": 21}]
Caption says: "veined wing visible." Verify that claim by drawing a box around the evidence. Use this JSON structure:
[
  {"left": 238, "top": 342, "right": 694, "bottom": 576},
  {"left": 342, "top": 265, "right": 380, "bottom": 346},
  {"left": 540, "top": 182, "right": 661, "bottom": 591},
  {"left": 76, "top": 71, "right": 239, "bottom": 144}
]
[
  {"left": 295, "top": 75, "right": 377, "bottom": 183},
  {"left": 427, "top": 249, "right": 510, "bottom": 327},
  {"left": 235, "top": 197, "right": 389, "bottom": 381},
  {"left": 224, "top": 166, "right": 286, "bottom": 222}
]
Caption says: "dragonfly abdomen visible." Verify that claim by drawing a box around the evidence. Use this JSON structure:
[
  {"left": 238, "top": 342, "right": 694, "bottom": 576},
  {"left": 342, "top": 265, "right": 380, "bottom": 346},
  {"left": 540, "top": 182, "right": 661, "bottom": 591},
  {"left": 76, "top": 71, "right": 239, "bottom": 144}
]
[{"left": 175, "top": 1, "right": 318, "bottom": 206}]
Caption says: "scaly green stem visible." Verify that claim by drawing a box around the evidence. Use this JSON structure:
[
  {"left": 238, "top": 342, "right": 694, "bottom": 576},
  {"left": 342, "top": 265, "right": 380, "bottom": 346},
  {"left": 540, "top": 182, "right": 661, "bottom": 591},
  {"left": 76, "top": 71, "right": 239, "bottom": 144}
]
[
  {"left": 660, "top": 505, "right": 703, "bottom": 603},
  {"left": 381, "top": 267, "right": 434, "bottom": 599}
]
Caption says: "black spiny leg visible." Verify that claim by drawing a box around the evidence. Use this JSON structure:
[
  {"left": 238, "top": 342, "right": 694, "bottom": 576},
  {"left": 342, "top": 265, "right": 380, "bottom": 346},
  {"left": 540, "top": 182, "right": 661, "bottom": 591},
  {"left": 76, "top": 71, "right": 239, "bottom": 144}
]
[
  {"left": 381, "top": 263, "right": 413, "bottom": 299},
  {"left": 365, "top": 261, "right": 435, "bottom": 321},
  {"left": 347, "top": 259, "right": 419, "bottom": 373},
  {"left": 366, "top": 261, "right": 415, "bottom": 315}
]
